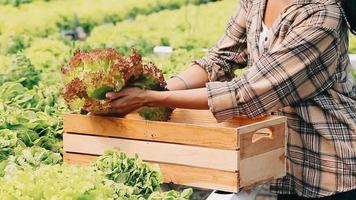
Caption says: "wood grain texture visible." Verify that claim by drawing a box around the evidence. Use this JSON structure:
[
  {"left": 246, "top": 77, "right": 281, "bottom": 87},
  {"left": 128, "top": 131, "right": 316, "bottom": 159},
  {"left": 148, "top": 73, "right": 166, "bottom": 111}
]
[
  {"left": 239, "top": 148, "right": 286, "bottom": 187},
  {"left": 64, "top": 113, "right": 239, "bottom": 150},
  {"left": 125, "top": 109, "right": 270, "bottom": 127},
  {"left": 63, "top": 109, "right": 287, "bottom": 191},
  {"left": 236, "top": 115, "right": 286, "bottom": 134},
  {"left": 64, "top": 152, "right": 239, "bottom": 192},
  {"left": 64, "top": 133, "right": 239, "bottom": 171}
]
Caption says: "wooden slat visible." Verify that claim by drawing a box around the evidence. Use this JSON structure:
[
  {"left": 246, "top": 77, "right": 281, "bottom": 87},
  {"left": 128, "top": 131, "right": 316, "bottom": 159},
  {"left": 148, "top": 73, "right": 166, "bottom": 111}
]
[
  {"left": 126, "top": 109, "right": 273, "bottom": 127},
  {"left": 63, "top": 133, "right": 239, "bottom": 171},
  {"left": 64, "top": 152, "right": 96, "bottom": 165},
  {"left": 125, "top": 109, "right": 219, "bottom": 125},
  {"left": 239, "top": 123, "right": 286, "bottom": 159},
  {"left": 237, "top": 115, "right": 286, "bottom": 134},
  {"left": 64, "top": 113, "right": 239, "bottom": 150},
  {"left": 159, "top": 162, "right": 239, "bottom": 193},
  {"left": 64, "top": 152, "right": 239, "bottom": 192},
  {"left": 239, "top": 148, "right": 286, "bottom": 187}
]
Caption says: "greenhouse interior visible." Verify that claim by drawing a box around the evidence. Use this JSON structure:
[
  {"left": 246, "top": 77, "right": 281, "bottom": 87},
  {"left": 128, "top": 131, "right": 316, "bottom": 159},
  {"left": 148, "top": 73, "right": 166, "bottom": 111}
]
[{"left": 0, "top": 0, "right": 355, "bottom": 200}]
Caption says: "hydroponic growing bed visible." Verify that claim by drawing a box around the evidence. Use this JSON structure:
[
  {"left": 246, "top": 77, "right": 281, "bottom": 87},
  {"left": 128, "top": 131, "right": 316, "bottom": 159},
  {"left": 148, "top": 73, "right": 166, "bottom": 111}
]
[{"left": 0, "top": 0, "right": 355, "bottom": 199}]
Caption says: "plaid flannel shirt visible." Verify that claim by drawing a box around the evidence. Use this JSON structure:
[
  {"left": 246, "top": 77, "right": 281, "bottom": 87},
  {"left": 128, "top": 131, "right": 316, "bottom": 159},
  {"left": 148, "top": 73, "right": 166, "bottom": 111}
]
[{"left": 194, "top": 0, "right": 356, "bottom": 198}]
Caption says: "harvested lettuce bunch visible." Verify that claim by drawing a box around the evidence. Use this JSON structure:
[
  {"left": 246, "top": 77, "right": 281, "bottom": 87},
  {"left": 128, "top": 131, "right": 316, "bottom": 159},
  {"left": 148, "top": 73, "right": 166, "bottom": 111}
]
[
  {"left": 137, "top": 106, "right": 173, "bottom": 122},
  {"left": 130, "top": 62, "right": 174, "bottom": 121},
  {"left": 62, "top": 48, "right": 173, "bottom": 121},
  {"left": 61, "top": 48, "right": 133, "bottom": 112}
]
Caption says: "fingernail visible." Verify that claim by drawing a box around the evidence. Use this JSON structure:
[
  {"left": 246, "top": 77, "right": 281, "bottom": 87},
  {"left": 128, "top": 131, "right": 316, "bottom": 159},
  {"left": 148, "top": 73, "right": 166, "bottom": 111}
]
[{"left": 106, "top": 92, "right": 113, "bottom": 98}]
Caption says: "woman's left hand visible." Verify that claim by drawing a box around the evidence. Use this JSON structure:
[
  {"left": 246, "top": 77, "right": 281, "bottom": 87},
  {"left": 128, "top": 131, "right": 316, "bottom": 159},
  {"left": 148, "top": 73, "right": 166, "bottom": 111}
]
[
  {"left": 105, "top": 87, "right": 209, "bottom": 116},
  {"left": 106, "top": 87, "right": 153, "bottom": 116}
]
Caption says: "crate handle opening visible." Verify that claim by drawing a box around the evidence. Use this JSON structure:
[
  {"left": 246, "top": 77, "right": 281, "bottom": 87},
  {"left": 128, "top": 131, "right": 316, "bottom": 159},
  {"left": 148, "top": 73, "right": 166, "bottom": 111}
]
[{"left": 252, "top": 128, "right": 273, "bottom": 143}]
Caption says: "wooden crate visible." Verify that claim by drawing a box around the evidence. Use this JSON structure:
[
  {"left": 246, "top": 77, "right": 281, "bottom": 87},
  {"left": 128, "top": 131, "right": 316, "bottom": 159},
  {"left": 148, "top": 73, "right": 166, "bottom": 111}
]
[{"left": 63, "top": 109, "right": 287, "bottom": 192}]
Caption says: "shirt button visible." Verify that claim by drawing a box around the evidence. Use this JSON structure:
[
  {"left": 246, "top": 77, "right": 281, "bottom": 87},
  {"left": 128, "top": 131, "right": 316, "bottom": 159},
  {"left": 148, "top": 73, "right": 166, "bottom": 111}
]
[{"left": 265, "top": 37, "right": 268, "bottom": 42}]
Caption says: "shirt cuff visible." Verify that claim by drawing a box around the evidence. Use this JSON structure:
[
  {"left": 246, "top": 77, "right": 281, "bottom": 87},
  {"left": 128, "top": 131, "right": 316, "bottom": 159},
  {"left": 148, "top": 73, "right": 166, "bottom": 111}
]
[
  {"left": 206, "top": 81, "right": 239, "bottom": 123},
  {"left": 207, "top": 77, "right": 272, "bottom": 122}
]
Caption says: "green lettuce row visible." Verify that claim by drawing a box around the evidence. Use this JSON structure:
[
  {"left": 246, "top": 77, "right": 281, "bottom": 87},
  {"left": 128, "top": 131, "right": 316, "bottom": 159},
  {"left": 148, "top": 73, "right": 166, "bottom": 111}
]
[
  {"left": 0, "top": 0, "right": 234, "bottom": 76},
  {"left": 0, "top": 150, "right": 193, "bottom": 200},
  {"left": 0, "top": 81, "right": 66, "bottom": 115},
  {"left": 0, "top": 33, "right": 31, "bottom": 55},
  {"left": 86, "top": 0, "right": 236, "bottom": 55},
  {"left": 0, "top": 0, "right": 37, "bottom": 7},
  {"left": 0, "top": 51, "right": 66, "bottom": 158},
  {"left": 0, "top": 0, "right": 219, "bottom": 37},
  {"left": 0, "top": 129, "right": 21, "bottom": 162},
  {"left": 0, "top": 54, "right": 40, "bottom": 89},
  {"left": 0, "top": 53, "right": 67, "bottom": 115},
  {"left": 0, "top": 164, "right": 121, "bottom": 200},
  {"left": 0, "top": 103, "right": 63, "bottom": 153},
  {"left": 0, "top": 146, "right": 62, "bottom": 176}
]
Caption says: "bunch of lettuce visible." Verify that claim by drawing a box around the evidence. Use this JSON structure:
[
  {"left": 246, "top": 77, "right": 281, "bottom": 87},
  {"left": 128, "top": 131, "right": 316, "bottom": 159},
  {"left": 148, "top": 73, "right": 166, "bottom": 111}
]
[
  {"left": 0, "top": 146, "right": 62, "bottom": 176},
  {"left": 0, "top": 103, "right": 62, "bottom": 153},
  {"left": 0, "top": 81, "right": 67, "bottom": 116},
  {"left": 0, "top": 53, "right": 40, "bottom": 89},
  {"left": 92, "top": 150, "right": 163, "bottom": 199},
  {"left": 0, "top": 129, "right": 22, "bottom": 162},
  {"left": 0, "top": 34, "right": 31, "bottom": 55},
  {"left": 61, "top": 48, "right": 173, "bottom": 121},
  {"left": 0, "top": 164, "right": 119, "bottom": 200},
  {"left": 0, "top": 63, "right": 65, "bottom": 158},
  {"left": 0, "top": 0, "right": 32, "bottom": 7}
]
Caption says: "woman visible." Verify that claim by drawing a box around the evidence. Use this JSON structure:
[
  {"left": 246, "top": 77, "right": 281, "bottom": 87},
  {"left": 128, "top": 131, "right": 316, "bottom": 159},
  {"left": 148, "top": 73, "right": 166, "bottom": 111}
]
[{"left": 105, "top": 0, "right": 356, "bottom": 199}]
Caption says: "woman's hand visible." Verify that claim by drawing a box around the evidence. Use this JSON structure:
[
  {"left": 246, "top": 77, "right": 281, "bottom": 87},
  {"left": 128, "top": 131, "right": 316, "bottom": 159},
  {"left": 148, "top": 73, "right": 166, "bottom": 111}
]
[
  {"left": 106, "top": 87, "right": 154, "bottom": 116},
  {"left": 101, "top": 63, "right": 209, "bottom": 116},
  {"left": 105, "top": 87, "right": 209, "bottom": 116}
]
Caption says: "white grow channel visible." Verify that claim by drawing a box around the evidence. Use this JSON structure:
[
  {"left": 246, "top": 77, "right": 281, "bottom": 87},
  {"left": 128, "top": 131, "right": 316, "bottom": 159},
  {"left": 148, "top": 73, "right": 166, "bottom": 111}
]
[{"left": 206, "top": 184, "right": 277, "bottom": 200}]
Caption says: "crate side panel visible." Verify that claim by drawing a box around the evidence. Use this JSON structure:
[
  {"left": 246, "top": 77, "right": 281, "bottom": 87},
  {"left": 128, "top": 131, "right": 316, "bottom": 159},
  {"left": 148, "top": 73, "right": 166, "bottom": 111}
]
[
  {"left": 239, "top": 123, "right": 286, "bottom": 159},
  {"left": 239, "top": 148, "right": 286, "bottom": 187},
  {"left": 64, "top": 113, "right": 238, "bottom": 150},
  {"left": 63, "top": 133, "right": 239, "bottom": 171}
]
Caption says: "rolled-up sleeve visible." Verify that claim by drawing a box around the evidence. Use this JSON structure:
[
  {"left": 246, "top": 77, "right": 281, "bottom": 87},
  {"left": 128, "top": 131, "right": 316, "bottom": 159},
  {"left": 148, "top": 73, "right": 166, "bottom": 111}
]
[
  {"left": 193, "top": 0, "right": 249, "bottom": 82},
  {"left": 207, "top": 25, "right": 338, "bottom": 122}
]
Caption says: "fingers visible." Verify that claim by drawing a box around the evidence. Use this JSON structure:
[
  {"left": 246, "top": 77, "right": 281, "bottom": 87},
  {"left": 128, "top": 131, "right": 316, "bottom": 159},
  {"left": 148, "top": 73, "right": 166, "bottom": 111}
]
[
  {"left": 109, "top": 96, "right": 142, "bottom": 115},
  {"left": 109, "top": 96, "right": 135, "bottom": 109},
  {"left": 109, "top": 101, "right": 137, "bottom": 117},
  {"left": 106, "top": 88, "right": 140, "bottom": 100},
  {"left": 106, "top": 92, "right": 124, "bottom": 100},
  {"left": 109, "top": 98, "right": 125, "bottom": 109},
  {"left": 105, "top": 87, "right": 144, "bottom": 116}
]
